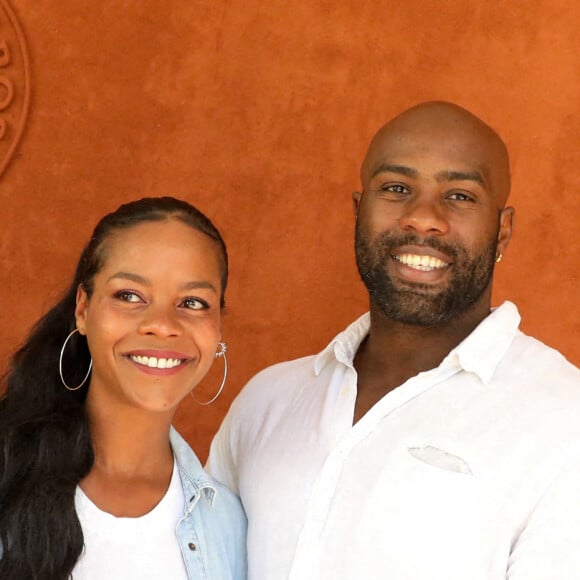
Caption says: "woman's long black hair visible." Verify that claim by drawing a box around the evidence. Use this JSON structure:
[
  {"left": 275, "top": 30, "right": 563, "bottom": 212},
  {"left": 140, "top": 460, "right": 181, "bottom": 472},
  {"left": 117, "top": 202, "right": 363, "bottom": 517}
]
[{"left": 0, "top": 197, "right": 228, "bottom": 580}]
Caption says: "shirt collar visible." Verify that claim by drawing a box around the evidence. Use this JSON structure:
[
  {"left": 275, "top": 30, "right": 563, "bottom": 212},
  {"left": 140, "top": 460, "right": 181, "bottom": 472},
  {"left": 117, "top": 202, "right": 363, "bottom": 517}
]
[
  {"left": 445, "top": 301, "right": 521, "bottom": 384},
  {"left": 170, "top": 427, "right": 216, "bottom": 506},
  {"left": 313, "top": 301, "right": 521, "bottom": 384},
  {"left": 314, "top": 312, "right": 370, "bottom": 375}
]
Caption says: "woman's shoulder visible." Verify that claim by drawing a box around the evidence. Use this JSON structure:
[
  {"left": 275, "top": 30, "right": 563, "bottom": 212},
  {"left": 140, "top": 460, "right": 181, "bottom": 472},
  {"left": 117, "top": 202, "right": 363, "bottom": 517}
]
[
  {"left": 171, "top": 427, "right": 247, "bottom": 579},
  {"left": 170, "top": 427, "right": 245, "bottom": 515}
]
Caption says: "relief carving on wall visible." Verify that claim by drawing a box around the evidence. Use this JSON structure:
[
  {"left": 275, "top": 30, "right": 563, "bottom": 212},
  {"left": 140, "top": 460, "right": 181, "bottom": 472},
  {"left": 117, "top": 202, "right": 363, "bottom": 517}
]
[{"left": 0, "top": 0, "right": 30, "bottom": 177}]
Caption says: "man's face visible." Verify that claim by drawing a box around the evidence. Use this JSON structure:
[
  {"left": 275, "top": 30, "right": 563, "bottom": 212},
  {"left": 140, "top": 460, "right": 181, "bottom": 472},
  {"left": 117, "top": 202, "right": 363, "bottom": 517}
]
[
  {"left": 354, "top": 116, "right": 513, "bottom": 327},
  {"left": 355, "top": 224, "right": 498, "bottom": 326}
]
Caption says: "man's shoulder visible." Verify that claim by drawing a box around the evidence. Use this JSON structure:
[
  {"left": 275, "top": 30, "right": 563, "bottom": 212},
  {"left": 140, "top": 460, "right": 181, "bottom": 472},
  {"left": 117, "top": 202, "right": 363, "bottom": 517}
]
[
  {"left": 496, "top": 331, "right": 580, "bottom": 435},
  {"left": 235, "top": 354, "right": 319, "bottom": 405},
  {"left": 251, "top": 353, "right": 319, "bottom": 379},
  {"left": 480, "top": 302, "right": 579, "bottom": 395},
  {"left": 213, "top": 354, "right": 322, "bottom": 451},
  {"left": 237, "top": 313, "right": 370, "bottom": 402},
  {"left": 509, "top": 330, "right": 579, "bottom": 385}
]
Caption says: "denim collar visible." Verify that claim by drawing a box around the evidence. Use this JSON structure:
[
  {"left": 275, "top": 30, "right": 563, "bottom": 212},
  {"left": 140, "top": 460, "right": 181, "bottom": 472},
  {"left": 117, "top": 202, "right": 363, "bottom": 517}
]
[{"left": 170, "top": 427, "right": 216, "bottom": 509}]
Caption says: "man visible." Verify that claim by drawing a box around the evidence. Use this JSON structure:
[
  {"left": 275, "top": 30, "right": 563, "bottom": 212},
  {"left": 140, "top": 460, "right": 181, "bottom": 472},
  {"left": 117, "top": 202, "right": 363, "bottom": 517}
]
[{"left": 207, "top": 102, "right": 580, "bottom": 579}]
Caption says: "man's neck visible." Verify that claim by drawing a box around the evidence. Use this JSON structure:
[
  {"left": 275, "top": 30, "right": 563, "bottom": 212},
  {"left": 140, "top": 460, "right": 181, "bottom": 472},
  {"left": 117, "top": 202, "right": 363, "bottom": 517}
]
[{"left": 351, "top": 300, "right": 490, "bottom": 424}]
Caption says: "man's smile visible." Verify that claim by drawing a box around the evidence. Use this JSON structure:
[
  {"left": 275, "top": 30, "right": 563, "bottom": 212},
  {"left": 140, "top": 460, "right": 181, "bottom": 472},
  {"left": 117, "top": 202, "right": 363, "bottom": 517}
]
[{"left": 392, "top": 253, "right": 449, "bottom": 272}]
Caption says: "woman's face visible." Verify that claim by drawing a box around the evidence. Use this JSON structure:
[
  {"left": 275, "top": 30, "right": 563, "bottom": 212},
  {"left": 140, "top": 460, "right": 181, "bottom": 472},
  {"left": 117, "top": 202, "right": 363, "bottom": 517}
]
[{"left": 75, "top": 219, "right": 223, "bottom": 415}]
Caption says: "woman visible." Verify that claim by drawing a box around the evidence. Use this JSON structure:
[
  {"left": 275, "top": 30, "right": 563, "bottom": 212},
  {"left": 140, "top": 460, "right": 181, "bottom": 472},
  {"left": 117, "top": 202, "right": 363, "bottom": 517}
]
[{"left": 0, "top": 197, "right": 247, "bottom": 579}]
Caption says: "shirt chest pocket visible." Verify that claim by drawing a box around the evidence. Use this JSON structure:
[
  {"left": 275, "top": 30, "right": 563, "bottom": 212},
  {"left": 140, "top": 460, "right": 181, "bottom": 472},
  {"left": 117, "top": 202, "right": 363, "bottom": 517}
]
[
  {"left": 391, "top": 450, "right": 480, "bottom": 520},
  {"left": 369, "top": 446, "right": 493, "bottom": 571}
]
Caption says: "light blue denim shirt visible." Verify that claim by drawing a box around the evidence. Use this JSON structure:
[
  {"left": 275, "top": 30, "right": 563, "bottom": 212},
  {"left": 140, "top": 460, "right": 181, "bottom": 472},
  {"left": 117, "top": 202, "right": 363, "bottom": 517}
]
[
  {"left": 0, "top": 429, "right": 247, "bottom": 578},
  {"left": 170, "top": 427, "right": 247, "bottom": 580}
]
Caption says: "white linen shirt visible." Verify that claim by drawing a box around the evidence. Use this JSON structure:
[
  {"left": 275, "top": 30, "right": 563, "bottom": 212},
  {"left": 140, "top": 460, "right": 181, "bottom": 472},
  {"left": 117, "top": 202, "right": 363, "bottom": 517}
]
[{"left": 207, "top": 302, "right": 580, "bottom": 580}]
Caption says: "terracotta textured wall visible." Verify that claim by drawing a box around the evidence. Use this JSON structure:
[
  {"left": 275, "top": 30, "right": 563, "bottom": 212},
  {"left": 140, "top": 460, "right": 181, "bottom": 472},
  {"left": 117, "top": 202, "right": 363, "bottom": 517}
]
[{"left": 1, "top": 0, "right": 578, "bottom": 461}]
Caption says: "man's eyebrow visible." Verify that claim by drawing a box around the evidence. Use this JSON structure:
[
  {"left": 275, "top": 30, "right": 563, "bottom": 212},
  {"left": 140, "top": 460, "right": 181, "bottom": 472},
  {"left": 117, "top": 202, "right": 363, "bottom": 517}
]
[
  {"left": 107, "top": 272, "right": 217, "bottom": 293},
  {"left": 371, "top": 164, "right": 419, "bottom": 179},
  {"left": 435, "top": 170, "right": 486, "bottom": 187}
]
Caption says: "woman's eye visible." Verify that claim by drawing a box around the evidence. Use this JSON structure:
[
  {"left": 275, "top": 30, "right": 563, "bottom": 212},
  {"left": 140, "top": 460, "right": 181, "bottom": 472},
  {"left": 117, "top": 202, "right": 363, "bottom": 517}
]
[
  {"left": 182, "top": 297, "right": 209, "bottom": 311},
  {"left": 115, "top": 291, "right": 143, "bottom": 303}
]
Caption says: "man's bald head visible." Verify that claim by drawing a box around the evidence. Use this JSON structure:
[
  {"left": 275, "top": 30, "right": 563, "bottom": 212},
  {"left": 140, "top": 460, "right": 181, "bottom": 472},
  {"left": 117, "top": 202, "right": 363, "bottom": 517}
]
[{"left": 361, "top": 101, "right": 511, "bottom": 206}]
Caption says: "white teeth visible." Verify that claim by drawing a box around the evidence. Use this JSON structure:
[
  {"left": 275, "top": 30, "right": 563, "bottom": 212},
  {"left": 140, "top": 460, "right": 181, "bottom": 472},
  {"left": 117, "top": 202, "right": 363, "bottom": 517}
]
[
  {"left": 129, "top": 355, "right": 184, "bottom": 369},
  {"left": 395, "top": 253, "right": 447, "bottom": 271}
]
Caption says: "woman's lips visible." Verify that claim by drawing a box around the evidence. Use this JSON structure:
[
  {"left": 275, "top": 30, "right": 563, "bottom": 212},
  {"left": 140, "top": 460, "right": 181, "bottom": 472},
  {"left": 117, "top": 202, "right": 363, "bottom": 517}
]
[{"left": 124, "top": 349, "right": 192, "bottom": 373}]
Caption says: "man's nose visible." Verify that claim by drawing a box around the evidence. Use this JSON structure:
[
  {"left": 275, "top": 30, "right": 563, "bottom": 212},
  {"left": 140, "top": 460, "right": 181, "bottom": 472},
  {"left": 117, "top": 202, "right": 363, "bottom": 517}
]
[{"left": 398, "top": 197, "right": 449, "bottom": 236}]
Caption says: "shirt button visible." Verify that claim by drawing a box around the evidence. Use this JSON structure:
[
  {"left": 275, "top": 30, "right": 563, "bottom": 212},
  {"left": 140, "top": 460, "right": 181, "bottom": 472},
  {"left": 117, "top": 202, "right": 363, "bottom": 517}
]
[{"left": 188, "top": 543, "right": 196, "bottom": 551}]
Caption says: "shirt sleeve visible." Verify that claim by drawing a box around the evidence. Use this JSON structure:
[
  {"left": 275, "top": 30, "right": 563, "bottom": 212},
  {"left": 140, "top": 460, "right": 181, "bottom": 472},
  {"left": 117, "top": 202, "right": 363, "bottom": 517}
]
[
  {"left": 205, "top": 404, "right": 240, "bottom": 495},
  {"left": 507, "top": 456, "right": 580, "bottom": 579}
]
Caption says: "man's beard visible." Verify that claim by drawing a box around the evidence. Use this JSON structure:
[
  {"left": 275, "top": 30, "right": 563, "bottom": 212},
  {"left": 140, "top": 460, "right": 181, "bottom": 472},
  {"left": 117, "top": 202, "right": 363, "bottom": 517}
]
[{"left": 355, "top": 225, "right": 498, "bottom": 327}]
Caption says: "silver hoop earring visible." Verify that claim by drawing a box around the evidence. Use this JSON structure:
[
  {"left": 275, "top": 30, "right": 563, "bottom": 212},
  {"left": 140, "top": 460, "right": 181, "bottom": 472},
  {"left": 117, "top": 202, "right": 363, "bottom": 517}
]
[
  {"left": 59, "top": 329, "right": 93, "bottom": 391},
  {"left": 191, "top": 342, "right": 227, "bottom": 406}
]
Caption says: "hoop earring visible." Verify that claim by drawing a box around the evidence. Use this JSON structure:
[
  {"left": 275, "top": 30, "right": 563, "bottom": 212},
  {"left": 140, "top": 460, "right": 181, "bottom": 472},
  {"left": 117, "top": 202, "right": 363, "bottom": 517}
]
[
  {"left": 495, "top": 252, "right": 503, "bottom": 263},
  {"left": 59, "top": 329, "right": 92, "bottom": 391},
  {"left": 191, "top": 342, "right": 227, "bottom": 406}
]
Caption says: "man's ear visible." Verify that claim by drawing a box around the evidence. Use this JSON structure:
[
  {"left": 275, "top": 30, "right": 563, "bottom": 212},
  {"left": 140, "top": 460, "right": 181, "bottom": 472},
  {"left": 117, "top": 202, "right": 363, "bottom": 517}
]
[
  {"left": 352, "top": 191, "right": 362, "bottom": 217},
  {"left": 497, "top": 206, "right": 515, "bottom": 256},
  {"left": 75, "top": 285, "right": 89, "bottom": 336}
]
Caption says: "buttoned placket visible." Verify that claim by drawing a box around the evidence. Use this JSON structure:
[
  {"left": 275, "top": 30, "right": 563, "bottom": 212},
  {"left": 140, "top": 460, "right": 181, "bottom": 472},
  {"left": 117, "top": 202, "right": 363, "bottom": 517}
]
[
  {"left": 289, "top": 353, "right": 464, "bottom": 580},
  {"left": 175, "top": 469, "right": 216, "bottom": 579}
]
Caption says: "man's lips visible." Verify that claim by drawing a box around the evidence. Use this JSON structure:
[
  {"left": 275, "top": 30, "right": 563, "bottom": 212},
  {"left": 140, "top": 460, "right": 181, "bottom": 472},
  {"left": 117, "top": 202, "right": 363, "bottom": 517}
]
[
  {"left": 391, "top": 246, "right": 452, "bottom": 272},
  {"left": 124, "top": 349, "right": 191, "bottom": 370}
]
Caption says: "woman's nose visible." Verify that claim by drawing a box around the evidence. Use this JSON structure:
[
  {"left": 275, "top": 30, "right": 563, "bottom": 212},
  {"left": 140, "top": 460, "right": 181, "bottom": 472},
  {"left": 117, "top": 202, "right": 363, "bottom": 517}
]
[{"left": 138, "top": 305, "right": 182, "bottom": 337}]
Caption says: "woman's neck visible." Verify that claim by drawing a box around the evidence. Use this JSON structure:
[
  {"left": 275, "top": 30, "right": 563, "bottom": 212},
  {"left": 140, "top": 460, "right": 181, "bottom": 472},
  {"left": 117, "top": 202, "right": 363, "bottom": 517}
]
[{"left": 80, "top": 392, "right": 178, "bottom": 516}]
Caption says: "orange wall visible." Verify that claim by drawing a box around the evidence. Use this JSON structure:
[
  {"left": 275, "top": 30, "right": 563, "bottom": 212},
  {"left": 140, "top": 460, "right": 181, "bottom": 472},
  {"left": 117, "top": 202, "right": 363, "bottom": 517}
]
[{"left": 1, "top": 1, "right": 578, "bottom": 461}]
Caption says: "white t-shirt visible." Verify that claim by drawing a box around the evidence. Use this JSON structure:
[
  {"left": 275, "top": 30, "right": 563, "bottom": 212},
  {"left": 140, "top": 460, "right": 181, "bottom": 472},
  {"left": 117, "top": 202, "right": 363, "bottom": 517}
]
[{"left": 73, "top": 459, "right": 188, "bottom": 580}]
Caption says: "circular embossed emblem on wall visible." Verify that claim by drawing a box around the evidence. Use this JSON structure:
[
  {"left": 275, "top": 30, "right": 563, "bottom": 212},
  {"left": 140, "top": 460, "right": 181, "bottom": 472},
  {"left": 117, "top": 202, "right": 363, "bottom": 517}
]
[{"left": 0, "top": 0, "right": 30, "bottom": 177}]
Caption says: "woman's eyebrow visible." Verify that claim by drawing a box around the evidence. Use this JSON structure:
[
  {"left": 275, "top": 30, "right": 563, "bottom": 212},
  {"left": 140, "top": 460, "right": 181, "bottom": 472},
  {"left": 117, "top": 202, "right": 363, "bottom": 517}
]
[
  {"left": 107, "top": 271, "right": 150, "bottom": 285},
  {"left": 107, "top": 272, "right": 217, "bottom": 293}
]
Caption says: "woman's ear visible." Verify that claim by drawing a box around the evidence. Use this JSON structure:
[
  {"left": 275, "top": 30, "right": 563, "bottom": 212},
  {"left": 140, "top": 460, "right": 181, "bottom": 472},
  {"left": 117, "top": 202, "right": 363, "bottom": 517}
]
[{"left": 75, "top": 285, "right": 89, "bottom": 336}]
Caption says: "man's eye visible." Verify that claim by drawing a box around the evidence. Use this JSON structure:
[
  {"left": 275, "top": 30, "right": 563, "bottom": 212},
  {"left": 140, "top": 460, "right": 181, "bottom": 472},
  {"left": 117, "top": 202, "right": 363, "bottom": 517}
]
[
  {"left": 115, "top": 291, "right": 142, "bottom": 303},
  {"left": 382, "top": 184, "right": 409, "bottom": 194},
  {"left": 448, "top": 192, "right": 474, "bottom": 202},
  {"left": 182, "top": 298, "right": 208, "bottom": 311}
]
